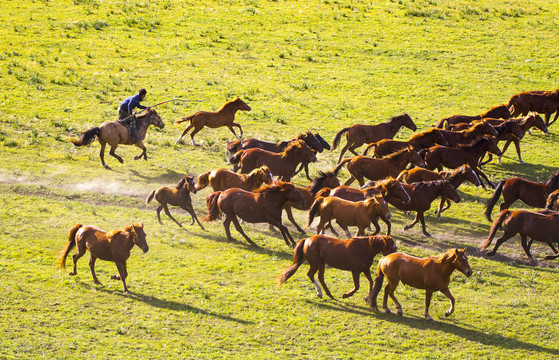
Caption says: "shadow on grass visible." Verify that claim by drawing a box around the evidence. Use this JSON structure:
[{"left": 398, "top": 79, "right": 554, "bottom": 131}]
[{"left": 129, "top": 168, "right": 186, "bottom": 183}]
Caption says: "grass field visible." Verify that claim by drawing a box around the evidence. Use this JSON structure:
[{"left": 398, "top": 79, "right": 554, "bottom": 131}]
[{"left": 1, "top": 0, "right": 559, "bottom": 358}]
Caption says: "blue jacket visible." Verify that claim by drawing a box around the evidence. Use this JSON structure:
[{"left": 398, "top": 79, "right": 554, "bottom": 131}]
[{"left": 120, "top": 94, "right": 147, "bottom": 113}]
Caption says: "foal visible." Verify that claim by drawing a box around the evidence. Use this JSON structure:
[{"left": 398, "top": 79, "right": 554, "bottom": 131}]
[{"left": 195, "top": 166, "right": 273, "bottom": 192}]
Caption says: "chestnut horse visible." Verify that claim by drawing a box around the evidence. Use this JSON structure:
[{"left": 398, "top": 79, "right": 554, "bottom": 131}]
[
  {"left": 195, "top": 165, "right": 273, "bottom": 192},
  {"left": 545, "top": 189, "right": 559, "bottom": 211},
  {"left": 307, "top": 194, "right": 391, "bottom": 237},
  {"left": 278, "top": 235, "right": 397, "bottom": 300},
  {"left": 436, "top": 120, "right": 498, "bottom": 147},
  {"left": 332, "top": 113, "right": 417, "bottom": 163},
  {"left": 507, "top": 89, "right": 559, "bottom": 126},
  {"left": 334, "top": 148, "right": 425, "bottom": 186},
  {"left": 484, "top": 170, "right": 559, "bottom": 221},
  {"left": 204, "top": 182, "right": 305, "bottom": 247},
  {"left": 481, "top": 209, "right": 559, "bottom": 260},
  {"left": 435, "top": 104, "right": 511, "bottom": 129},
  {"left": 388, "top": 180, "right": 461, "bottom": 237},
  {"left": 361, "top": 128, "right": 449, "bottom": 158},
  {"left": 228, "top": 140, "right": 317, "bottom": 182},
  {"left": 59, "top": 223, "right": 149, "bottom": 293},
  {"left": 69, "top": 109, "right": 165, "bottom": 169},
  {"left": 174, "top": 97, "right": 251, "bottom": 146},
  {"left": 369, "top": 248, "right": 472, "bottom": 321},
  {"left": 146, "top": 176, "right": 204, "bottom": 230}
]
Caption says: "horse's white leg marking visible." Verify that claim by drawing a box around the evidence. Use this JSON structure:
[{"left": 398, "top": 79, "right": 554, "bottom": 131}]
[{"left": 313, "top": 280, "right": 323, "bottom": 298}]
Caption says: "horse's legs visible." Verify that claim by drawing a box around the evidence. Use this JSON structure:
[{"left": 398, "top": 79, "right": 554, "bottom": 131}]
[
  {"left": 175, "top": 124, "right": 194, "bottom": 145},
  {"left": 271, "top": 221, "right": 295, "bottom": 247},
  {"left": 114, "top": 261, "right": 129, "bottom": 293},
  {"left": 189, "top": 126, "right": 204, "bottom": 146},
  {"left": 337, "top": 143, "right": 351, "bottom": 164},
  {"left": 486, "top": 231, "right": 516, "bottom": 256},
  {"left": 223, "top": 217, "right": 236, "bottom": 242},
  {"left": 404, "top": 212, "right": 420, "bottom": 231},
  {"left": 230, "top": 216, "right": 258, "bottom": 246},
  {"left": 108, "top": 145, "right": 124, "bottom": 164},
  {"left": 424, "top": 289, "right": 434, "bottom": 321},
  {"left": 182, "top": 204, "right": 205, "bottom": 230},
  {"left": 162, "top": 204, "right": 183, "bottom": 228},
  {"left": 156, "top": 205, "right": 164, "bottom": 224},
  {"left": 285, "top": 206, "right": 306, "bottom": 235},
  {"left": 70, "top": 240, "right": 87, "bottom": 276},
  {"left": 89, "top": 255, "right": 101, "bottom": 285},
  {"left": 362, "top": 268, "right": 375, "bottom": 301},
  {"left": 511, "top": 139, "right": 525, "bottom": 164},
  {"left": 99, "top": 141, "right": 109, "bottom": 169},
  {"left": 520, "top": 234, "right": 534, "bottom": 259},
  {"left": 325, "top": 222, "right": 340, "bottom": 237},
  {"left": 370, "top": 218, "right": 381, "bottom": 235},
  {"left": 307, "top": 266, "right": 323, "bottom": 298},
  {"left": 134, "top": 142, "right": 147, "bottom": 161},
  {"left": 337, "top": 222, "right": 352, "bottom": 238},
  {"left": 227, "top": 123, "right": 243, "bottom": 140},
  {"left": 342, "top": 271, "right": 361, "bottom": 299},
  {"left": 417, "top": 212, "right": 431, "bottom": 237},
  {"left": 441, "top": 288, "right": 455, "bottom": 318},
  {"left": 499, "top": 139, "right": 512, "bottom": 162},
  {"left": 548, "top": 111, "right": 559, "bottom": 126},
  {"left": 472, "top": 166, "right": 493, "bottom": 189},
  {"left": 383, "top": 281, "right": 402, "bottom": 315},
  {"left": 317, "top": 264, "right": 335, "bottom": 300},
  {"left": 344, "top": 176, "right": 356, "bottom": 186},
  {"left": 436, "top": 198, "right": 452, "bottom": 219}
]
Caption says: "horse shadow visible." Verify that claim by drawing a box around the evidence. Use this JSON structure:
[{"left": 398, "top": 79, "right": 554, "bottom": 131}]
[{"left": 129, "top": 168, "right": 187, "bottom": 183}]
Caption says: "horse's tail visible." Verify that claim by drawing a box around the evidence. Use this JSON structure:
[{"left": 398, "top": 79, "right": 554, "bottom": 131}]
[
  {"left": 204, "top": 192, "right": 222, "bottom": 222},
  {"left": 361, "top": 142, "right": 376, "bottom": 156},
  {"left": 226, "top": 140, "right": 242, "bottom": 154},
  {"left": 435, "top": 118, "right": 447, "bottom": 129},
  {"left": 480, "top": 210, "right": 511, "bottom": 250},
  {"left": 396, "top": 169, "right": 408, "bottom": 182},
  {"left": 331, "top": 127, "right": 350, "bottom": 151},
  {"left": 196, "top": 171, "right": 211, "bottom": 191},
  {"left": 175, "top": 115, "right": 194, "bottom": 125},
  {"left": 227, "top": 150, "right": 244, "bottom": 165},
  {"left": 277, "top": 238, "right": 306, "bottom": 285},
  {"left": 333, "top": 158, "right": 351, "bottom": 175},
  {"left": 507, "top": 95, "right": 518, "bottom": 112},
  {"left": 69, "top": 127, "right": 100, "bottom": 147},
  {"left": 366, "top": 261, "right": 385, "bottom": 308},
  {"left": 59, "top": 224, "right": 82, "bottom": 270},
  {"left": 145, "top": 190, "right": 156, "bottom": 205},
  {"left": 485, "top": 180, "right": 505, "bottom": 222},
  {"left": 307, "top": 197, "right": 324, "bottom": 227},
  {"left": 417, "top": 148, "right": 429, "bottom": 161},
  {"left": 315, "top": 188, "right": 331, "bottom": 198}
]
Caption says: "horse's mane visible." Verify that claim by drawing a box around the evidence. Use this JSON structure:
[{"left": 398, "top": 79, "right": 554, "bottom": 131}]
[
  {"left": 433, "top": 248, "right": 458, "bottom": 263},
  {"left": 309, "top": 171, "right": 337, "bottom": 195},
  {"left": 254, "top": 181, "right": 293, "bottom": 194},
  {"left": 281, "top": 140, "right": 306, "bottom": 158},
  {"left": 243, "top": 166, "right": 269, "bottom": 180},
  {"left": 372, "top": 177, "right": 397, "bottom": 189},
  {"left": 136, "top": 108, "right": 155, "bottom": 119},
  {"left": 408, "top": 128, "right": 438, "bottom": 140},
  {"left": 387, "top": 113, "right": 410, "bottom": 124},
  {"left": 413, "top": 179, "right": 446, "bottom": 189},
  {"left": 384, "top": 147, "right": 413, "bottom": 159},
  {"left": 107, "top": 223, "right": 140, "bottom": 240},
  {"left": 480, "top": 104, "right": 507, "bottom": 118},
  {"left": 546, "top": 170, "right": 559, "bottom": 187}
]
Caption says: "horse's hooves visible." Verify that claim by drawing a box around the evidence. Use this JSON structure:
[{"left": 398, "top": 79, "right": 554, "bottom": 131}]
[
  {"left": 69, "top": 272, "right": 76, "bottom": 276},
  {"left": 445, "top": 311, "right": 452, "bottom": 317},
  {"left": 342, "top": 293, "right": 352, "bottom": 299},
  {"left": 103, "top": 165, "right": 110, "bottom": 170},
  {"left": 424, "top": 232, "right": 432, "bottom": 238},
  {"left": 384, "top": 308, "right": 392, "bottom": 314},
  {"left": 397, "top": 310, "right": 403, "bottom": 317},
  {"left": 316, "top": 293, "right": 323, "bottom": 299},
  {"left": 486, "top": 251, "right": 496, "bottom": 257},
  {"left": 426, "top": 315, "right": 434, "bottom": 321},
  {"left": 111, "top": 275, "right": 121, "bottom": 280}
]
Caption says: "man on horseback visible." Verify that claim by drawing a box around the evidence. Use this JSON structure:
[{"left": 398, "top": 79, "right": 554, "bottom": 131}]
[{"left": 118, "top": 88, "right": 150, "bottom": 142}]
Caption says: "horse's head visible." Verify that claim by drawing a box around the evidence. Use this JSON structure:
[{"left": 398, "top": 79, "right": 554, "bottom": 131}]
[
  {"left": 380, "top": 235, "right": 398, "bottom": 256},
  {"left": 385, "top": 177, "right": 411, "bottom": 203},
  {"left": 309, "top": 171, "right": 341, "bottom": 195},
  {"left": 178, "top": 176, "right": 197, "bottom": 194},
  {"left": 299, "top": 131, "right": 324, "bottom": 153},
  {"left": 432, "top": 129, "right": 449, "bottom": 146},
  {"left": 401, "top": 113, "right": 417, "bottom": 131},
  {"left": 545, "top": 190, "right": 559, "bottom": 211},
  {"left": 314, "top": 133, "right": 331, "bottom": 151},
  {"left": 407, "top": 148, "right": 426, "bottom": 168},
  {"left": 366, "top": 194, "right": 391, "bottom": 220},
  {"left": 143, "top": 108, "right": 165, "bottom": 129},
  {"left": 131, "top": 223, "right": 149, "bottom": 253},
  {"left": 441, "top": 180, "right": 461, "bottom": 204},
  {"left": 280, "top": 182, "right": 305, "bottom": 207},
  {"left": 459, "top": 165, "right": 481, "bottom": 187},
  {"left": 256, "top": 165, "right": 274, "bottom": 185},
  {"left": 483, "top": 138, "right": 502, "bottom": 156},
  {"left": 451, "top": 248, "right": 472, "bottom": 277},
  {"left": 290, "top": 140, "right": 317, "bottom": 163},
  {"left": 528, "top": 113, "right": 548, "bottom": 133},
  {"left": 478, "top": 120, "right": 498, "bottom": 137},
  {"left": 232, "top": 97, "right": 251, "bottom": 112}
]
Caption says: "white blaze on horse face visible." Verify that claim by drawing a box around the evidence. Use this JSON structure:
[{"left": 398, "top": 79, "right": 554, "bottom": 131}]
[{"left": 313, "top": 280, "right": 323, "bottom": 298}]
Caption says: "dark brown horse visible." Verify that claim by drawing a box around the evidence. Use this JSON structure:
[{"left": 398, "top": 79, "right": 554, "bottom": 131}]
[
  {"left": 485, "top": 170, "right": 559, "bottom": 221},
  {"left": 204, "top": 182, "right": 305, "bottom": 247},
  {"left": 195, "top": 166, "right": 273, "bottom": 192},
  {"left": 334, "top": 148, "right": 425, "bottom": 186},
  {"left": 332, "top": 113, "right": 417, "bottom": 163},
  {"left": 69, "top": 109, "right": 165, "bottom": 169},
  {"left": 369, "top": 248, "right": 472, "bottom": 320},
  {"left": 545, "top": 189, "right": 559, "bottom": 211},
  {"left": 507, "top": 89, "right": 559, "bottom": 126},
  {"left": 436, "top": 120, "right": 498, "bottom": 147},
  {"left": 361, "top": 128, "right": 449, "bottom": 158},
  {"left": 146, "top": 176, "right": 204, "bottom": 229},
  {"left": 174, "top": 97, "right": 251, "bottom": 146},
  {"left": 228, "top": 140, "right": 317, "bottom": 182},
  {"left": 388, "top": 180, "right": 461, "bottom": 237},
  {"left": 59, "top": 223, "right": 149, "bottom": 293},
  {"left": 278, "top": 235, "right": 397, "bottom": 300},
  {"left": 435, "top": 104, "right": 511, "bottom": 128}
]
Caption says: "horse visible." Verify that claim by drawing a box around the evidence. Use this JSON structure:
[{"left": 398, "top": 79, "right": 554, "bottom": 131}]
[
  {"left": 145, "top": 176, "right": 204, "bottom": 230},
  {"left": 69, "top": 108, "right": 165, "bottom": 169},
  {"left": 195, "top": 166, "right": 273, "bottom": 192},
  {"left": 228, "top": 140, "right": 317, "bottom": 182},
  {"left": 436, "top": 120, "right": 498, "bottom": 147},
  {"left": 545, "top": 189, "right": 559, "bottom": 211},
  {"left": 332, "top": 113, "right": 417, "bottom": 163},
  {"left": 435, "top": 104, "right": 511, "bottom": 128},
  {"left": 481, "top": 209, "right": 559, "bottom": 260},
  {"left": 387, "top": 180, "right": 461, "bottom": 237},
  {"left": 369, "top": 248, "right": 472, "bottom": 321},
  {"left": 307, "top": 194, "right": 391, "bottom": 238},
  {"left": 484, "top": 170, "right": 559, "bottom": 221},
  {"left": 59, "top": 223, "right": 149, "bottom": 293},
  {"left": 507, "top": 89, "right": 559, "bottom": 126},
  {"left": 420, "top": 138, "right": 502, "bottom": 189},
  {"left": 174, "top": 97, "right": 251, "bottom": 146},
  {"left": 334, "top": 147, "right": 425, "bottom": 187},
  {"left": 278, "top": 235, "right": 397, "bottom": 300},
  {"left": 361, "top": 128, "right": 449, "bottom": 158},
  {"left": 397, "top": 165, "right": 480, "bottom": 218},
  {"left": 204, "top": 182, "right": 305, "bottom": 247}
]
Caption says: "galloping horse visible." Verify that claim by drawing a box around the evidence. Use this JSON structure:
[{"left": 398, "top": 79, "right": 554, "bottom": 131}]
[
  {"left": 369, "top": 248, "right": 472, "bottom": 321},
  {"left": 59, "top": 223, "right": 149, "bottom": 293},
  {"left": 145, "top": 176, "right": 204, "bottom": 230},
  {"left": 436, "top": 120, "right": 498, "bottom": 147},
  {"left": 484, "top": 170, "right": 559, "bottom": 221},
  {"left": 204, "top": 182, "right": 305, "bottom": 247},
  {"left": 361, "top": 128, "right": 449, "bottom": 158},
  {"left": 334, "top": 148, "right": 425, "bottom": 186},
  {"left": 69, "top": 109, "right": 165, "bottom": 169},
  {"left": 435, "top": 104, "right": 511, "bottom": 129},
  {"left": 174, "top": 97, "right": 251, "bottom": 146},
  {"left": 195, "top": 166, "right": 273, "bottom": 192},
  {"left": 332, "top": 113, "right": 417, "bottom": 163},
  {"left": 278, "top": 235, "right": 397, "bottom": 300},
  {"left": 507, "top": 89, "right": 559, "bottom": 126}
]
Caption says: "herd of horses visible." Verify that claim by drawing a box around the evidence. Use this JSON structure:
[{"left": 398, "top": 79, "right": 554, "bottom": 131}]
[{"left": 64, "top": 88, "right": 559, "bottom": 320}]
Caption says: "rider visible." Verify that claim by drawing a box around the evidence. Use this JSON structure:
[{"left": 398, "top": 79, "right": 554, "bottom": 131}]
[{"left": 118, "top": 88, "right": 150, "bottom": 141}]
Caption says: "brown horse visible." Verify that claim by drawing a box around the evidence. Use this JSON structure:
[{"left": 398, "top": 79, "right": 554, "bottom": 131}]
[
  {"left": 508, "top": 89, "right": 559, "bottom": 126},
  {"left": 334, "top": 148, "right": 425, "bottom": 186},
  {"left": 59, "top": 223, "right": 149, "bottom": 293},
  {"left": 278, "top": 235, "right": 397, "bottom": 300},
  {"left": 307, "top": 195, "right": 391, "bottom": 237},
  {"left": 204, "top": 182, "right": 305, "bottom": 247},
  {"left": 228, "top": 140, "right": 317, "bottom": 182},
  {"left": 361, "top": 128, "right": 449, "bottom": 158},
  {"left": 195, "top": 166, "right": 273, "bottom": 192},
  {"left": 484, "top": 170, "right": 559, "bottom": 221},
  {"left": 69, "top": 109, "right": 165, "bottom": 169},
  {"left": 545, "top": 189, "right": 559, "bottom": 211},
  {"left": 481, "top": 209, "right": 559, "bottom": 260},
  {"left": 146, "top": 176, "right": 204, "bottom": 230},
  {"left": 174, "top": 97, "right": 251, "bottom": 146},
  {"left": 397, "top": 165, "right": 480, "bottom": 218},
  {"left": 388, "top": 180, "right": 461, "bottom": 237},
  {"left": 435, "top": 104, "right": 511, "bottom": 128},
  {"left": 436, "top": 120, "right": 498, "bottom": 147},
  {"left": 369, "top": 248, "right": 472, "bottom": 321},
  {"left": 332, "top": 113, "right": 417, "bottom": 163}
]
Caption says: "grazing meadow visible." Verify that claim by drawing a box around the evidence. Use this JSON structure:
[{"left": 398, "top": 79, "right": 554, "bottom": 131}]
[{"left": 1, "top": 0, "right": 559, "bottom": 358}]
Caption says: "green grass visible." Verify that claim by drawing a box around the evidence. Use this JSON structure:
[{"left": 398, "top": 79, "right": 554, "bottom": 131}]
[{"left": 1, "top": 0, "right": 559, "bottom": 358}]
